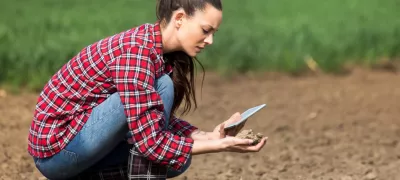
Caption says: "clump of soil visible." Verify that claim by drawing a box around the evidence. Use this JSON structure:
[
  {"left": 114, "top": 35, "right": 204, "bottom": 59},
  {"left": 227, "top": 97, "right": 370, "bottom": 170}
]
[{"left": 236, "top": 129, "right": 263, "bottom": 145}]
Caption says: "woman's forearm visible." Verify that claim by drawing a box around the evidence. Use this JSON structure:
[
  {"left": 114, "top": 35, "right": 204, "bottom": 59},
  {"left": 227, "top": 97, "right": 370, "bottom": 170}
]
[
  {"left": 191, "top": 139, "right": 221, "bottom": 155},
  {"left": 190, "top": 130, "right": 217, "bottom": 141}
]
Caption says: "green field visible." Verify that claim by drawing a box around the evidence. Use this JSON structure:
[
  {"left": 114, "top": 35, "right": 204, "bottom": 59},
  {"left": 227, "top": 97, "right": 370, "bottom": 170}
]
[{"left": 1, "top": 0, "right": 400, "bottom": 91}]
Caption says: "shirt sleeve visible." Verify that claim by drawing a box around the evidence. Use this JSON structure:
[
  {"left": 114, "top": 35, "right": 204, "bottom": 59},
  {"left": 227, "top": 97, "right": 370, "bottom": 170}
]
[
  {"left": 168, "top": 116, "right": 199, "bottom": 137},
  {"left": 108, "top": 45, "right": 193, "bottom": 170}
]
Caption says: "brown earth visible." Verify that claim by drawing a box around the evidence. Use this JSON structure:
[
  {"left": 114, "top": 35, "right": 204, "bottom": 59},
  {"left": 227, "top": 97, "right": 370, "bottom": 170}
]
[
  {"left": 236, "top": 129, "right": 264, "bottom": 145},
  {"left": 1, "top": 68, "right": 400, "bottom": 180}
]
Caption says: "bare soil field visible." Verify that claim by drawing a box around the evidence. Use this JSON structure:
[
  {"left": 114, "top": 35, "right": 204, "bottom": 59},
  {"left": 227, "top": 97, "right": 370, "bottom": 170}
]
[{"left": 1, "top": 69, "right": 399, "bottom": 180}]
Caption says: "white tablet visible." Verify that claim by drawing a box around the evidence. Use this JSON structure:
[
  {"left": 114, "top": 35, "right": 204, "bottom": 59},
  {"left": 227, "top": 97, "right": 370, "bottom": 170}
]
[{"left": 224, "top": 104, "right": 267, "bottom": 130}]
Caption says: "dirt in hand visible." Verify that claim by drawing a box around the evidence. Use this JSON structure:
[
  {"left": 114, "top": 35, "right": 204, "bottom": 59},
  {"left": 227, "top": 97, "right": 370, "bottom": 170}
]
[{"left": 236, "top": 129, "right": 264, "bottom": 145}]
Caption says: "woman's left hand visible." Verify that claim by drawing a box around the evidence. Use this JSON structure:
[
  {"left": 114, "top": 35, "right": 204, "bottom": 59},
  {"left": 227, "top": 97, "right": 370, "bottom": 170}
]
[{"left": 211, "top": 112, "right": 246, "bottom": 139}]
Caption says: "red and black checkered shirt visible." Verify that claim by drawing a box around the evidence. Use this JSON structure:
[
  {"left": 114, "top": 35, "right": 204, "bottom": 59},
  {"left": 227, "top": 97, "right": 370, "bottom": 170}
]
[{"left": 28, "top": 22, "right": 198, "bottom": 170}]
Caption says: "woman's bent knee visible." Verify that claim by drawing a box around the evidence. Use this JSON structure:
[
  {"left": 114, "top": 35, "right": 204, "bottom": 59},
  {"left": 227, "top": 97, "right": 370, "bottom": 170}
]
[{"left": 33, "top": 149, "right": 79, "bottom": 179}]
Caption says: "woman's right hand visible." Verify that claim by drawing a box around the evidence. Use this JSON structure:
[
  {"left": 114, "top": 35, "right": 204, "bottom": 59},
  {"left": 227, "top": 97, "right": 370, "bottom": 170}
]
[
  {"left": 218, "top": 135, "right": 268, "bottom": 153},
  {"left": 217, "top": 123, "right": 268, "bottom": 153}
]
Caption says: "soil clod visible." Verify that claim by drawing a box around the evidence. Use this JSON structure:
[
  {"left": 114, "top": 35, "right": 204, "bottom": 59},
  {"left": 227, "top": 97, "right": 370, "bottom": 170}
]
[{"left": 236, "top": 129, "right": 264, "bottom": 145}]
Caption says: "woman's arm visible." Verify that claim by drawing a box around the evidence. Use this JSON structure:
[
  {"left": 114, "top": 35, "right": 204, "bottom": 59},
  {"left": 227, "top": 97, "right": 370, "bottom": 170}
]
[
  {"left": 190, "top": 129, "right": 219, "bottom": 140},
  {"left": 190, "top": 135, "right": 268, "bottom": 155},
  {"left": 190, "top": 139, "right": 221, "bottom": 155}
]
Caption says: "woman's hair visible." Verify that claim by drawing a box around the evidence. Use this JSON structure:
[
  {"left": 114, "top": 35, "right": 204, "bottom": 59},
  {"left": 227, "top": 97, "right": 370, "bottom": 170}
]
[{"left": 155, "top": 0, "right": 222, "bottom": 119}]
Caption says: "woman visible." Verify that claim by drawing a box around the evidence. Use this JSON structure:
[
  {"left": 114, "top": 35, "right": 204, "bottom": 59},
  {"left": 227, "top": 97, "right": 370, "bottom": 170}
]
[{"left": 28, "top": 0, "right": 267, "bottom": 179}]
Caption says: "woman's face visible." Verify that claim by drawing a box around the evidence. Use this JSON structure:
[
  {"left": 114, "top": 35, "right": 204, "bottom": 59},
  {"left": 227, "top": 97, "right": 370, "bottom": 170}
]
[{"left": 175, "top": 3, "right": 223, "bottom": 57}]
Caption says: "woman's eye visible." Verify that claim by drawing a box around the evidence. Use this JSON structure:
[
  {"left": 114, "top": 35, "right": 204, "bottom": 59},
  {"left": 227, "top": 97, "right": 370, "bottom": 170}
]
[{"left": 202, "top": 29, "right": 209, "bottom": 34}]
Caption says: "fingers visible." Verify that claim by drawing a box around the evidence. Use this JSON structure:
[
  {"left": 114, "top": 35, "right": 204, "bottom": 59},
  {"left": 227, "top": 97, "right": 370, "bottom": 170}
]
[
  {"left": 227, "top": 112, "right": 241, "bottom": 124},
  {"left": 227, "top": 119, "right": 246, "bottom": 136},
  {"left": 219, "top": 123, "right": 226, "bottom": 138},
  {"left": 233, "top": 137, "right": 268, "bottom": 152},
  {"left": 233, "top": 137, "right": 254, "bottom": 145},
  {"left": 246, "top": 137, "right": 268, "bottom": 152},
  {"left": 221, "top": 112, "right": 244, "bottom": 135},
  {"left": 230, "top": 112, "right": 241, "bottom": 119},
  {"left": 223, "top": 136, "right": 253, "bottom": 147}
]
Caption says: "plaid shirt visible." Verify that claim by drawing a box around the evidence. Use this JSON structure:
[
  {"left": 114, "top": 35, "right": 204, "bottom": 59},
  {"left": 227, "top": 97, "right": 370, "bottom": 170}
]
[{"left": 28, "top": 22, "right": 198, "bottom": 171}]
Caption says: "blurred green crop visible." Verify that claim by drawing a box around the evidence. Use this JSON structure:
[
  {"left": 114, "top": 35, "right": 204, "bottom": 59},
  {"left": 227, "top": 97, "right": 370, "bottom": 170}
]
[{"left": 1, "top": 0, "right": 400, "bottom": 91}]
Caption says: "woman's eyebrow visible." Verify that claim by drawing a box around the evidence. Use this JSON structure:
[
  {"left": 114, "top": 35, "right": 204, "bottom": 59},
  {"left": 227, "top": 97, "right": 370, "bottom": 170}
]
[{"left": 206, "top": 24, "right": 218, "bottom": 31}]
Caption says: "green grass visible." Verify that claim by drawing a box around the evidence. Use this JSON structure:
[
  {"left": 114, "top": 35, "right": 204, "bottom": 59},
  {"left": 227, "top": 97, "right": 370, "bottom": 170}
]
[{"left": 1, "top": 0, "right": 400, "bottom": 91}]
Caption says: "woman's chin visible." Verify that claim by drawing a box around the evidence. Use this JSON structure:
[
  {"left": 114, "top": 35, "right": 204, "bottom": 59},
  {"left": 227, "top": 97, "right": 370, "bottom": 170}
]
[{"left": 184, "top": 49, "right": 198, "bottom": 57}]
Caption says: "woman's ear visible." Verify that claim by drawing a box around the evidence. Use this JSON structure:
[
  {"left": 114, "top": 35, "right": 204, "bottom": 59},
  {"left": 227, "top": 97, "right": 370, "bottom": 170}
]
[{"left": 173, "top": 9, "right": 186, "bottom": 28}]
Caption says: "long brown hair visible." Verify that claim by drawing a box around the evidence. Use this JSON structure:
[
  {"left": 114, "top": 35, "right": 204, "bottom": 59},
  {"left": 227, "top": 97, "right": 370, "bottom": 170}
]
[{"left": 155, "top": 0, "right": 222, "bottom": 118}]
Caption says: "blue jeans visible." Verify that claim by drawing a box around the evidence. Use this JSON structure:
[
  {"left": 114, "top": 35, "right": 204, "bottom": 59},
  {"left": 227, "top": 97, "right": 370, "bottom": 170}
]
[{"left": 33, "top": 74, "right": 191, "bottom": 179}]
